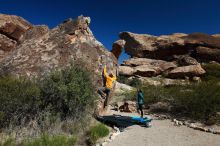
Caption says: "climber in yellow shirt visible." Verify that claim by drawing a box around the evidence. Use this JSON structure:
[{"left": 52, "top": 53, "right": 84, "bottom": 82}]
[{"left": 98, "top": 66, "right": 117, "bottom": 107}]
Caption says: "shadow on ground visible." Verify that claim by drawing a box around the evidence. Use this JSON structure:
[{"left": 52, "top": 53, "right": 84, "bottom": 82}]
[{"left": 97, "top": 114, "right": 151, "bottom": 130}]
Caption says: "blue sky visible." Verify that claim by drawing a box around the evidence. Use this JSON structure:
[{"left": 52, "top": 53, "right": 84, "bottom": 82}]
[{"left": 1, "top": 0, "right": 220, "bottom": 63}]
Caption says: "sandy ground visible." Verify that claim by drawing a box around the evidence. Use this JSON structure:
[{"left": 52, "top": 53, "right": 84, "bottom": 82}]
[{"left": 106, "top": 111, "right": 220, "bottom": 146}]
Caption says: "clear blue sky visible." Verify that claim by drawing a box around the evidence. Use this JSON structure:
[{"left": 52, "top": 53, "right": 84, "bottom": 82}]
[{"left": 1, "top": 0, "right": 220, "bottom": 63}]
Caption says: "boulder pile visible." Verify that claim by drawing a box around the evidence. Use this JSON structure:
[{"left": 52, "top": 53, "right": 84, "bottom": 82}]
[{"left": 112, "top": 32, "right": 220, "bottom": 83}]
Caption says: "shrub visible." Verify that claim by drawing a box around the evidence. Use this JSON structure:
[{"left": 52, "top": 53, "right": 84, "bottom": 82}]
[
  {"left": 202, "top": 63, "right": 220, "bottom": 81},
  {"left": 0, "top": 76, "right": 41, "bottom": 127},
  {"left": 0, "top": 64, "right": 97, "bottom": 129},
  {"left": 117, "top": 75, "right": 142, "bottom": 88},
  {"left": 40, "top": 64, "right": 97, "bottom": 119},
  {"left": 0, "top": 63, "right": 98, "bottom": 145},
  {"left": 21, "top": 134, "right": 77, "bottom": 146},
  {"left": 129, "top": 78, "right": 142, "bottom": 88},
  {"left": 0, "top": 138, "right": 16, "bottom": 146},
  {"left": 142, "top": 81, "right": 220, "bottom": 122},
  {"left": 88, "top": 124, "right": 109, "bottom": 144},
  {"left": 117, "top": 75, "right": 130, "bottom": 85},
  {"left": 173, "top": 81, "right": 220, "bottom": 120}
]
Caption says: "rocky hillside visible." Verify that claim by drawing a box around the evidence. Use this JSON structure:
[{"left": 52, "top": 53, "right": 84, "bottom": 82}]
[
  {"left": 0, "top": 14, "right": 118, "bottom": 114},
  {"left": 112, "top": 32, "right": 220, "bottom": 85}
]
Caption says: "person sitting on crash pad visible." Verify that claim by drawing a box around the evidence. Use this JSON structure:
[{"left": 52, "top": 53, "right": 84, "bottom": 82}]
[
  {"left": 98, "top": 66, "right": 116, "bottom": 107},
  {"left": 137, "top": 89, "right": 144, "bottom": 118}
]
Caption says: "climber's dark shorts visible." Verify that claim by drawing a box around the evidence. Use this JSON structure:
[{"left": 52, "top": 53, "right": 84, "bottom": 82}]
[
  {"left": 98, "top": 87, "right": 111, "bottom": 107},
  {"left": 98, "top": 87, "right": 111, "bottom": 99}
]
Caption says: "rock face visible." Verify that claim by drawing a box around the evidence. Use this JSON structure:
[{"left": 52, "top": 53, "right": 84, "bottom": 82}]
[
  {"left": 119, "top": 32, "right": 187, "bottom": 59},
  {"left": 114, "top": 81, "right": 135, "bottom": 93},
  {"left": 118, "top": 32, "right": 220, "bottom": 60},
  {"left": 111, "top": 39, "right": 125, "bottom": 60},
  {"left": 0, "top": 14, "right": 118, "bottom": 115},
  {"left": 0, "top": 15, "right": 117, "bottom": 80},
  {"left": 196, "top": 46, "right": 220, "bottom": 62},
  {"left": 167, "top": 65, "right": 206, "bottom": 79},
  {"left": 114, "top": 32, "right": 220, "bottom": 81},
  {"left": 119, "top": 58, "right": 178, "bottom": 77},
  {"left": 0, "top": 14, "right": 32, "bottom": 61}
]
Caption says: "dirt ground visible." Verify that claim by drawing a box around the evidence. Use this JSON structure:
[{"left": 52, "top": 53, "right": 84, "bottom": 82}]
[{"left": 106, "top": 110, "right": 220, "bottom": 146}]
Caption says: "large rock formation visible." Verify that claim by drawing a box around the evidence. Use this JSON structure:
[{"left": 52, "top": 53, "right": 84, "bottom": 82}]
[
  {"left": 112, "top": 32, "right": 220, "bottom": 81},
  {"left": 117, "top": 32, "right": 220, "bottom": 61},
  {"left": 0, "top": 14, "right": 118, "bottom": 115},
  {"left": 167, "top": 64, "right": 206, "bottom": 79},
  {"left": 0, "top": 15, "right": 117, "bottom": 80},
  {"left": 119, "top": 58, "right": 177, "bottom": 77},
  {"left": 111, "top": 39, "right": 125, "bottom": 60},
  {"left": 0, "top": 14, "right": 32, "bottom": 61}
]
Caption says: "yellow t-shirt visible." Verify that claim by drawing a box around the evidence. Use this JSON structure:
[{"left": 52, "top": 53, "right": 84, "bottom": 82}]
[{"left": 103, "top": 67, "right": 116, "bottom": 89}]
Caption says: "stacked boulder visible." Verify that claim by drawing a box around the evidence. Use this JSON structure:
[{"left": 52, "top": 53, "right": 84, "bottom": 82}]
[{"left": 112, "top": 32, "right": 220, "bottom": 84}]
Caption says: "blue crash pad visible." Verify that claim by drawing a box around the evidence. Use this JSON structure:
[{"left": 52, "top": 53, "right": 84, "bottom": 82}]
[{"left": 131, "top": 116, "right": 152, "bottom": 125}]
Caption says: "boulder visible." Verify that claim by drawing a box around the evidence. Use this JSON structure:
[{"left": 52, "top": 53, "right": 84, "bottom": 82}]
[
  {"left": 111, "top": 39, "right": 125, "bottom": 59},
  {"left": 0, "top": 14, "right": 32, "bottom": 41},
  {"left": 212, "top": 34, "right": 220, "bottom": 38},
  {"left": 0, "top": 14, "right": 118, "bottom": 115},
  {"left": 196, "top": 46, "right": 220, "bottom": 62},
  {"left": 149, "top": 102, "right": 172, "bottom": 112},
  {"left": 0, "top": 15, "right": 117, "bottom": 81},
  {"left": 120, "top": 58, "right": 177, "bottom": 77},
  {"left": 134, "top": 65, "right": 160, "bottom": 77},
  {"left": 130, "top": 76, "right": 189, "bottom": 86},
  {"left": 167, "top": 64, "right": 206, "bottom": 79},
  {"left": 119, "top": 32, "right": 187, "bottom": 59},
  {"left": 133, "top": 76, "right": 161, "bottom": 86},
  {"left": 119, "top": 101, "right": 137, "bottom": 113},
  {"left": 24, "top": 25, "right": 49, "bottom": 40},
  {"left": 0, "top": 14, "right": 32, "bottom": 61},
  {"left": 173, "top": 55, "right": 199, "bottom": 66},
  {"left": 183, "top": 33, "right": 220, "bottom": 49},
  {"left": 192, "top": 76, "right": 201, "bottom": 82},
  {"left": 122, "top": 58, "right": 177, "bottom": 70},
  {"left": 114, "top": 81, "right": 135, "bottom": 94},
  {"left": 120, "top": 65, "right": 161, "bottom": 77},
  {"left": 0, "top": 33, "right": 17, "bottom": 51},
  {"left": 118, "top": 32, "right": 220, "bottom": 62},
  {"left": 119, "top": 66, "right": 135, "bottom": 76}
]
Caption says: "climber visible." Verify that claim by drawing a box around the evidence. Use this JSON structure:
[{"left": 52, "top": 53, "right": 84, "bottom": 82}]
[
  {"left": 137, "top": 89, "right": 144, "bottom": 118},
  {"left": 98, "top": 65, "right": 117, "bottom": 107}
]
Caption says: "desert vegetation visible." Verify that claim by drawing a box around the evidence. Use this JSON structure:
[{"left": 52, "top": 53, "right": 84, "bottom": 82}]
[
  {"left": 87, "top": 123, "right": 109, "bottom": 145},
  {"left": 0, "top": 64, "right": 99, "bottom": 145},
  {"left": 120, "top": 63, "right": 220, "bottom": 124}
]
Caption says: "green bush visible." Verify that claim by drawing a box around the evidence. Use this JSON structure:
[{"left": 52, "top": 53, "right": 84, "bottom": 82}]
[
  {"left": 117, "top": 75, "right": 142, "bottom": 88},
  {"left": 142, "top": 81, "right": 220, "bottom": 122},
  {"left": 141, "top": 85, "right": 170, "bottom": 104},
  {"left": 202, "top": 63, "right": 220, "bottom": 81},
  {"left": 0, "top": 76, "right": 41, "bottom": 127},
  {"left": 21, "top": 134, "right": 77, "bottom": 146},
  {"left": 117, "top": 75, "right": 130, "bottom": 85},
  {"left": 173, "top": 81, "right": 220, "bottom": 120},
  {"left": 88, "top": 124, "right": 109, "bottom": 144},
  {"left": 129, "top": 78, "right": 142, "bottom": 88},
  {"left": 0, "top": 64, "right": 96, "bottom": 128},
  {"left": 40, "top": 64, "right": 96, "bottom": 119},
  {"left": 0, "top": 138, "right": 16, "bottom": 146}
]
